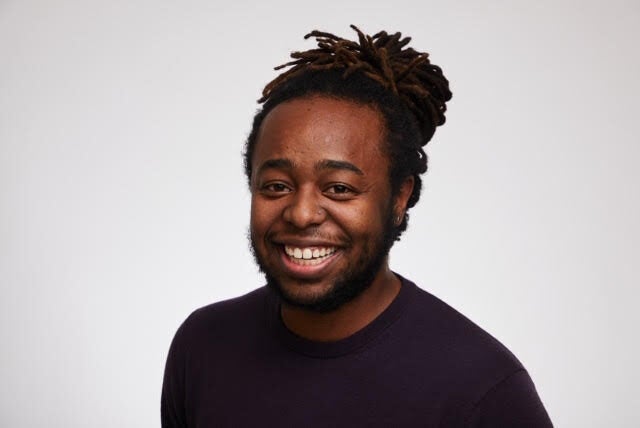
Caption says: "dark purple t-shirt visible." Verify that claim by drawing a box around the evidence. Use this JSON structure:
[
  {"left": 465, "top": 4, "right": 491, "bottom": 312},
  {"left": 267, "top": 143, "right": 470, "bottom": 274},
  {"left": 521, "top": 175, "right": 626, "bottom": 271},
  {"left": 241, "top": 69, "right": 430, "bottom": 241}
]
[{"left": 162, "top": 276, "right": 552, "bottom": 427}]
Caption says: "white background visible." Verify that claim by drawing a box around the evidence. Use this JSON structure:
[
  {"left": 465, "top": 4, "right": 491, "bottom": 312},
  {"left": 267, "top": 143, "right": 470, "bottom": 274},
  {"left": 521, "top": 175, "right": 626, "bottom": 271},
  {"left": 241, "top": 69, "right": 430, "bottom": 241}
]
[{"left": 1, "top": 0, "right": 639, "bottom": 426}]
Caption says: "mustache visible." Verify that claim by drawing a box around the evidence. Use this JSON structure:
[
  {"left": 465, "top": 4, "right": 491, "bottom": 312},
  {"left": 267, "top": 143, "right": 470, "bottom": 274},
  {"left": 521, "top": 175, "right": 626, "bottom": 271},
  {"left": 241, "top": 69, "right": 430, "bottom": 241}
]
[
  {"left": 247, "top": 224, "right": 351, "bottom": 247},
  {"left": 266, "top": 226, "right": 351, "bottom": 246}
]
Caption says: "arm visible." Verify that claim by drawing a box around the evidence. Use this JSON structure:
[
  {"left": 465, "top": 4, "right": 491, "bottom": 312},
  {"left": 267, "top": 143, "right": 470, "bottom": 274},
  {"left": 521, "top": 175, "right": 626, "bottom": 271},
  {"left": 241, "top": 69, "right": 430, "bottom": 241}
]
[{"left": 161, "top": 322, "right": 189, "bottom": 428}]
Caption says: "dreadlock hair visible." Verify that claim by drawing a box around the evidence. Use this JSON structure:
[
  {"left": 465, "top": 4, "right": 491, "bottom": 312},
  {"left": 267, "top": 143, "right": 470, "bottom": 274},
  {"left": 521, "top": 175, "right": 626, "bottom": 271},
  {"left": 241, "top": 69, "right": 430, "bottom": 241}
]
[{"left": 244, "top": 25, "right": 452, "bottom": 240}]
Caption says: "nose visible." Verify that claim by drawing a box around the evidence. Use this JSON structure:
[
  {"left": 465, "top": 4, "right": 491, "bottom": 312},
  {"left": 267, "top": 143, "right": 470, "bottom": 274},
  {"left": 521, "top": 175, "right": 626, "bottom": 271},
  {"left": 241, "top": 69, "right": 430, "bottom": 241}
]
[{"left": 282, "top": 186, "right": 326, "bottom": 229}]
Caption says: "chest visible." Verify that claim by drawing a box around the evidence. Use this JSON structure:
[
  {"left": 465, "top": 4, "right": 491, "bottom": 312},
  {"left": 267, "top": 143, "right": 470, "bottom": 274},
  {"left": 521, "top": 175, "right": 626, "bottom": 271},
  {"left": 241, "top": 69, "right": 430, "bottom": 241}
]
[{"left": 184, "top": 345, "right": 467, "bottom": 427}]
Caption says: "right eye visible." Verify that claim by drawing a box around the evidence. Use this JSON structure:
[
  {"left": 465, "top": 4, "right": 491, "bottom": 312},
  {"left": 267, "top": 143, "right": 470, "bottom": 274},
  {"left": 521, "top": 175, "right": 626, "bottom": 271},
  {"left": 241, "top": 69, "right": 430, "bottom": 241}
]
[{"left": 261, "top": 182, "right": 292, "bottom": 195}]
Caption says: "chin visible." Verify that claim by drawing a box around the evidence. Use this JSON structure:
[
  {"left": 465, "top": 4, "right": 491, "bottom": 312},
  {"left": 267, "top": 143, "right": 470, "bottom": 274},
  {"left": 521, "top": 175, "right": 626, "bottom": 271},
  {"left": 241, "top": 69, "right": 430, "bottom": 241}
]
[
  {"left": 249, "top": 216, "right": 396, "bottom": 313},
  {"left": 264, "top": 267, "right": 380, "bottom": 313}
]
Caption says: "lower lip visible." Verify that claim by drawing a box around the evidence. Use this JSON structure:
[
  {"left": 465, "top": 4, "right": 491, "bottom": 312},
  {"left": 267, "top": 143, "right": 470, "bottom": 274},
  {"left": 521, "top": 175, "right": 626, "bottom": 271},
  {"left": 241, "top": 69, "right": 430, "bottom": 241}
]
[{"left": 278, "top": 247, "right": 341, "bottom": 279}]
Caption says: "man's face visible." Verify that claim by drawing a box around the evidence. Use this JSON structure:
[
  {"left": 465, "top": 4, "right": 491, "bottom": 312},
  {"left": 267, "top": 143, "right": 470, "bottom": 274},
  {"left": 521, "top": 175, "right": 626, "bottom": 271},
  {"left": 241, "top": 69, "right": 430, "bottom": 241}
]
[{"left": 249, "top": 96, "right": 401, "bottom": 312}]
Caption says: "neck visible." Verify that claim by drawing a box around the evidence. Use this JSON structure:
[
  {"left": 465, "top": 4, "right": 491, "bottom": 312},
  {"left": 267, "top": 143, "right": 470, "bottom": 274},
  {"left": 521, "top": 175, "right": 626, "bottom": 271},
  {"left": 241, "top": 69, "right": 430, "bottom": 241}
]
[{"left": 280, "top": 264, "right": 401, "bottom": 342}]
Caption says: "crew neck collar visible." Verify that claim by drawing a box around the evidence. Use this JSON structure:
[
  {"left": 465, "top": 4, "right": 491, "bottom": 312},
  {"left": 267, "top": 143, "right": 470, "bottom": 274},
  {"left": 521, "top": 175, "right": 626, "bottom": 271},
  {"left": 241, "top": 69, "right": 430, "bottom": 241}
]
[{"left": 266, "top": 274, "right": 416, "bottom": 359}]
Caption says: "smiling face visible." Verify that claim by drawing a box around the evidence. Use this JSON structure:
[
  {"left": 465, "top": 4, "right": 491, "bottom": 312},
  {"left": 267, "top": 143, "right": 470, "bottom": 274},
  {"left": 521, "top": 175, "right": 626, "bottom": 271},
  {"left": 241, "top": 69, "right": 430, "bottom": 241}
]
[{"left": 249, "top": 96, "right": 411, "bottom": 312}]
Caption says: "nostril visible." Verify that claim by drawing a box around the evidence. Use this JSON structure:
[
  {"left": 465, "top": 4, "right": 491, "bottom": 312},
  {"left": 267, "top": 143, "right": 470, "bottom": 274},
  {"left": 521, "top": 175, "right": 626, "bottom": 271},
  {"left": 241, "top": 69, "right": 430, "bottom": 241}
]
[{"left": 282, "top": 194, "right": 326, "bottom": 228}]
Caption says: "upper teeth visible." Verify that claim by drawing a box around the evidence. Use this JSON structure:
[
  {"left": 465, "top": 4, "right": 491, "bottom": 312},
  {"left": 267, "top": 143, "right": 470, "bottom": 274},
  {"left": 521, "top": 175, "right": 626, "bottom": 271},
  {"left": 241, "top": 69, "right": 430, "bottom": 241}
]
[{"left": 285, "top": 246, "right": 336, "bottom": 260}]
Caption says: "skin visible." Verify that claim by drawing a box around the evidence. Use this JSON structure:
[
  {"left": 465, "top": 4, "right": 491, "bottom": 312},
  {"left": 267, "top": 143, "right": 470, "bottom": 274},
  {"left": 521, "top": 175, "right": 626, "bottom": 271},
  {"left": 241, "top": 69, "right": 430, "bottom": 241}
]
[{"left": 250, "top": 96, "right": 414, "bottom": 342}]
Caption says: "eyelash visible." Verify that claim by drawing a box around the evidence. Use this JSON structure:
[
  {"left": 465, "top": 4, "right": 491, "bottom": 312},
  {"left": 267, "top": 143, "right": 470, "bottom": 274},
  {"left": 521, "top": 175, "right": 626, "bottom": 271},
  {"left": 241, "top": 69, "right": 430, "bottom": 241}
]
[
  {"left": 259, "top": 182, "right": 356, "bottom": 199},
  {"left": 261, "top": 182, "right": 292, "bottom": 194},
  {"left": 325, "top": 184, "right": 352, "bottom": 195}
]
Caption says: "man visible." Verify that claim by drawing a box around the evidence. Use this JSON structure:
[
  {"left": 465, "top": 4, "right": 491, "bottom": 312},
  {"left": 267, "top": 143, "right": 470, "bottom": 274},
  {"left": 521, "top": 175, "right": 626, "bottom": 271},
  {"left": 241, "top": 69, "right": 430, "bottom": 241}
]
[{"left": 162, "top": 26, "right": 552, "bottom": 427}]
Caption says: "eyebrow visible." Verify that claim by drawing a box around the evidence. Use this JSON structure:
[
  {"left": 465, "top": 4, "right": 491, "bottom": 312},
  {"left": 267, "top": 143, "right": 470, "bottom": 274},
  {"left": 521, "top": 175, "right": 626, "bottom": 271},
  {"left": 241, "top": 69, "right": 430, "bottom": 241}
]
[
  {"left": 315, "top": 159, "right": 364, "bottom": 175},
  {"left": 256, "top": 158, "right": 293, "bottom": 175},
  {"left": 255, "top": 158, "right": 364, "bottom": 176}
]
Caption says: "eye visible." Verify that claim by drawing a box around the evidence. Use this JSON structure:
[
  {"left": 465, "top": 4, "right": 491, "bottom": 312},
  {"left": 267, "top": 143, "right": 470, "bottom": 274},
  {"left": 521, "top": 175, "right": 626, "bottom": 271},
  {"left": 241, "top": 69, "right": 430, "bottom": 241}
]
[
  {"left": 260, "top": 182, "right": 292, "bottom": 196},
  {"left": 324, "top": 184, "right": 357, "bottom": 200},
  {"left": 329, "top": 184, "right": 350, "bottom": 194}
]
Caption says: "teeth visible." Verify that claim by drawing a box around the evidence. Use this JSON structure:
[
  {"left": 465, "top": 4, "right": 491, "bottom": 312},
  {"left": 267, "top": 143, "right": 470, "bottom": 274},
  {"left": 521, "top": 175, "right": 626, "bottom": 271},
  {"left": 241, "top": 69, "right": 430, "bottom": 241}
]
[{"left": 284, "top": 245, "right": 336, "bottom": 262}]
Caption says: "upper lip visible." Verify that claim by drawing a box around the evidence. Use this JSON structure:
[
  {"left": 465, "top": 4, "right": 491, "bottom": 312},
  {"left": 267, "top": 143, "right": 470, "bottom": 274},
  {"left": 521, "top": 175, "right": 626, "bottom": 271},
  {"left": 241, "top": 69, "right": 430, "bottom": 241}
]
[{"left": 272, "top": 237, "right": 343, "bottom": 248}]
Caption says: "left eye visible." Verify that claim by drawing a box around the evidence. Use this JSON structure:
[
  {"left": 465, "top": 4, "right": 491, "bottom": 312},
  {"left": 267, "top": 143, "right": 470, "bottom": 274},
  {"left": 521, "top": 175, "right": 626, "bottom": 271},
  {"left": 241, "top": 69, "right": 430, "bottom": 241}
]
[
  {"left": 324, "top": 184, "right": 357, "bottom": 199},
  {"left": 328, "top": 185, "right": 350, "bottom": 194}
]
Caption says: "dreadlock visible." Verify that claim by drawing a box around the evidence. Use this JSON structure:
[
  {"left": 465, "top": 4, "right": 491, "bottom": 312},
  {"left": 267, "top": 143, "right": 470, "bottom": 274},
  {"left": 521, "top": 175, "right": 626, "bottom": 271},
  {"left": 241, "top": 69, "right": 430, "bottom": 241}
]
[{"left": 244, "top": 25, "right": 452, "bottom": 240}]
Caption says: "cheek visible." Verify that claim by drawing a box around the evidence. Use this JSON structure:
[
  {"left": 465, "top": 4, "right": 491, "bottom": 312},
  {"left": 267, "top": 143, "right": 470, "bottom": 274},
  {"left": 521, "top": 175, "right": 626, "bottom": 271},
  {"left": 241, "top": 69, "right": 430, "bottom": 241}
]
[
  {"left": 329, "top": 203, "right": 386, "bottom": 237},
  {"left": 250, "top": 197, "right": 283, "bottom": 234},
  {"left": 249, "top": 198, "right": 266, "bottom": 234}
]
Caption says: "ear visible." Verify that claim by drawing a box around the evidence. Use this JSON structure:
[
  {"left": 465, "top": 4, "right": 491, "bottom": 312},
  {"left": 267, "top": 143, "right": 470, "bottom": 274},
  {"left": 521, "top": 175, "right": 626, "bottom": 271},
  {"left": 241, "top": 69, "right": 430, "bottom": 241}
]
[{"left": 393, "top": 175, "right": 415, "bottom": 220}]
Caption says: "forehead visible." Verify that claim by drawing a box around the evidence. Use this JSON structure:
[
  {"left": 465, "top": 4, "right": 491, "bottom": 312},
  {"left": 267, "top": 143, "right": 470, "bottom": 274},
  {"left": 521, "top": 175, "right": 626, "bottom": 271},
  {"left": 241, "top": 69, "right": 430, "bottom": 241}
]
[{"left": 252, "top": 96, "right": 388, "bottom": 174}]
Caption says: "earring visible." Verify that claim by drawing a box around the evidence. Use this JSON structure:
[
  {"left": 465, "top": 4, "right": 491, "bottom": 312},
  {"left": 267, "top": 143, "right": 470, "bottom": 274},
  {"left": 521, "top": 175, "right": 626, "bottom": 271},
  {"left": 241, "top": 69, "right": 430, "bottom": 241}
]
[{"left": 395, "top": 214, "right": 403, "bottom": 225}]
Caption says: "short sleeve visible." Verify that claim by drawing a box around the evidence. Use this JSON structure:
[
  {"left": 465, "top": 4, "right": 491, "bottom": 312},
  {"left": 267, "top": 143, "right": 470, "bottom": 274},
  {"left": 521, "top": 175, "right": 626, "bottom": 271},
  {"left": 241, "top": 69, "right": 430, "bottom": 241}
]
[{"left": 466, "top": 369, "right": 553, "bottom": 428}]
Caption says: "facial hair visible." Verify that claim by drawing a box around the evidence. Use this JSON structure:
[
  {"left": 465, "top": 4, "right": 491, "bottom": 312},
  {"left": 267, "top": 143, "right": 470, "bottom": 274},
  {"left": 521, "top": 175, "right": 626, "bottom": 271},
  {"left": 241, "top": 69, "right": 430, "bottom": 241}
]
[{"left": 249, "top": 204, "right": 397, "bottom": 313}]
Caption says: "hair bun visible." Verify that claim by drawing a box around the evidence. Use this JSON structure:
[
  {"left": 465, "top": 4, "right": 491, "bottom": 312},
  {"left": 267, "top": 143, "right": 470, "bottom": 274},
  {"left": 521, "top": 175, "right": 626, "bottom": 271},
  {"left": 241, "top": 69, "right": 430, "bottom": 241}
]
[{"left": 261, "top": 25, "right": 452, "bottom": 145}]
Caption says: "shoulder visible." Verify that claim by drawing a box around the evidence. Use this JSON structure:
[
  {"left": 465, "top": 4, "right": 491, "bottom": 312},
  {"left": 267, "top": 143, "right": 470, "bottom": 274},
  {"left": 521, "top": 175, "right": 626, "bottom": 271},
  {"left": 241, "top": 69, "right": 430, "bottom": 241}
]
[
  {"left": 188, "top": 286, "right": 270, "bottom": 324},
  {"left": 398, "top": 277, "right": 551, "bottom": 425},
  {"left": 403, "top": 278, "right": 522, "bottom": 371},
  {"left": 465, "top": 369, "right": 553, "bottom": 427},
  {"left": 170, "top": 286, "right": 271, "bottom": 350},
  {"left": 396, "top": 278, "right": 522, "bottom": 389}
]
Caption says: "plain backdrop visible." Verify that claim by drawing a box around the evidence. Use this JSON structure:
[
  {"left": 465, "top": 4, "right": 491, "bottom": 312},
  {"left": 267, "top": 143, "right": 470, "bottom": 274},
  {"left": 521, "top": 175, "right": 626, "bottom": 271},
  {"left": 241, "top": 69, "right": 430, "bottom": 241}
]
[{"left": 1, "top": 0, "right": 639, "bottom": 426}]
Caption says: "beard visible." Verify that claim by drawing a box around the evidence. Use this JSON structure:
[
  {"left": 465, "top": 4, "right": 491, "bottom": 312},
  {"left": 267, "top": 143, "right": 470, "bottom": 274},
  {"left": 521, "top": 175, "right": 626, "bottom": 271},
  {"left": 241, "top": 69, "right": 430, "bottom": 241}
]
[{"left": 249, "top": 205, "right": 397, "bottom": 313}]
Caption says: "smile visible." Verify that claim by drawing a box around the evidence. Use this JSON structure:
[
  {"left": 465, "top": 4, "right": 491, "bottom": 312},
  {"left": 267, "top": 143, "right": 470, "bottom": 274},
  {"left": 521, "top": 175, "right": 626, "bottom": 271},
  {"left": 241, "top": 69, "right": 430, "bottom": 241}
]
[{"left": 284, "top": 245, "right": 337, "bottom": 265}]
